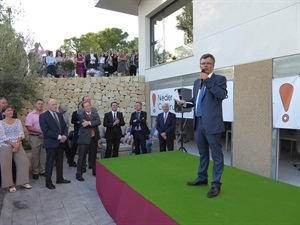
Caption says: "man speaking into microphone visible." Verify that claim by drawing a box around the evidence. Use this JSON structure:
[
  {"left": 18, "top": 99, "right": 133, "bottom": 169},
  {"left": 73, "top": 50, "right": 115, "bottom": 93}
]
[{"left": 178, "top": 53, "right": 227, "bottom": 198}]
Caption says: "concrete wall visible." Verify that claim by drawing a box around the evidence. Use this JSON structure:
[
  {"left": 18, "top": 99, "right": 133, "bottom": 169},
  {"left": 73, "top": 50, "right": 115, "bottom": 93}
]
[
  {"left": 19, "top": 76, "right": 146, "bottom": 135},
  {"left": 233, "top": 59, "right": 273, "bottom": 177}
]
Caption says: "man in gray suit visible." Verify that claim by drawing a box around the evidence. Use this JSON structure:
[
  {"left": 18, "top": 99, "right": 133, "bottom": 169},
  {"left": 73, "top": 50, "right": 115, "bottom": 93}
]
[
  {"left": 78, "top": 95, "right": 98, "bottom": 170},
  {"left": 76, "top": 101, "right": 101, "bottom": 181},
  {"left": 180, "top": 53, "right": 227, "bottom": 198}
]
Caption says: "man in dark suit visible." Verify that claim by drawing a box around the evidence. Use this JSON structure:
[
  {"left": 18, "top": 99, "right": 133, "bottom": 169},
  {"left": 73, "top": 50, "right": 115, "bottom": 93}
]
[
  {"left": 85, "top": 47, "right": 99, "bottom": 70},
  {"left": 76, "top": 101, "right": 101, "bottom": 181},
  {"left": 103, "top": 102, "right": 125, "bottom": 158},
  {"left": 156, "top": 102, "right": 176, "bottom": 151},
  {"left": 78, "top": 95, "right": 98, "bottom": 170},
  {"left": 179, "top": 54, "right": 227, "bottom": 198},
  {"left": 130, "top": 102, "right": 150, "bottom": 154},
  {"left": 39, "top": 99, "right": 71, "bottom": 189},
  {"left": 129, "top": 49, "right": 138, "bottom": 76}
]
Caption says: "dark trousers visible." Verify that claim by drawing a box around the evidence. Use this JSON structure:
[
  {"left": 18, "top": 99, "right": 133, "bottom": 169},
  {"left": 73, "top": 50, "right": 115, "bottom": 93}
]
[
  {"left": 45, "top": 145, "right": 64, "bottom": 185},
  {"left": 62, "top": 141, "right": 72, "bottom": 164},
  {"left": 195, "top": 117, "right": 224, "bottom": 188},
  {"left": 77, "top": 137, "right": 97, "bottom": 175},
  {"left": 47, "top": 65, "right": 57, "bottom": 77},
  {"left": 159, "top": 136, "right": 174, "bottom": 152},
  {"left": 70, "top": 134, "right": 79, "bottom": 163},
  {"left": 105, "top": 134, "right": 121, "bottom": 158},
  {"left": 133, "top": 131, "right": 147, "bottom": 154},
  {"left": 129, "top": 65, "right": 137, "bottom": 76}
]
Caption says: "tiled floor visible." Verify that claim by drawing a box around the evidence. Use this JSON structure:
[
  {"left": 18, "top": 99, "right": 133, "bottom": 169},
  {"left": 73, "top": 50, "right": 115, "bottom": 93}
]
[
  {"left": 0, "top": 152, "right": 116, "bottom": 225},
  {"left": 1, "top": 139, "right": 299, "bottom": 225}
]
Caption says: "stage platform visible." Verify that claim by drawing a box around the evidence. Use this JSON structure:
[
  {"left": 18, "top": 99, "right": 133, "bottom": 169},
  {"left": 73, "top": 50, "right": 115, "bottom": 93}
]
[{"left": 96, "top": 151, "right": 300, "bottom": 225}]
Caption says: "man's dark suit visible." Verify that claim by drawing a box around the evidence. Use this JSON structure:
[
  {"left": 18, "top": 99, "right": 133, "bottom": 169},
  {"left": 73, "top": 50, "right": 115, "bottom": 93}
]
[
  {"left": 103, "top": 111, "right": 125, "bottom": 158},
  {"left": 76, "top": 110, "right": 101, "bottom": 176},
  {"left": 85, "top": 54, "right": 99, "bottom": 70},
  {"left": 156, "top": 111, "right": 176, "bottom": 151},
  {"left": 187, "top": 73, "right": 227, "bottom": 188},
  {"left": 129, "top": 111, "right": 150, "bottom": 154},
  {"left": 39, "top": 110, "right": 68, "bottom": 186}
]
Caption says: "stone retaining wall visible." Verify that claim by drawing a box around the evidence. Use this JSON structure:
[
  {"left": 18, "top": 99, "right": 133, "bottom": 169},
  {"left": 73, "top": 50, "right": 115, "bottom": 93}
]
[{"left": 19, "top": 76, "right": 146, "bottom": 137}]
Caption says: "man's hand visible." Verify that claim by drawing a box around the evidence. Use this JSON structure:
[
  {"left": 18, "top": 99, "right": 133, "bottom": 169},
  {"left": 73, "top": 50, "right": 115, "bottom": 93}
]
[
  {"left": 200, "top": 71, "right": 209, "bottom": 80},
  {"left": 161, "top": 132, "right": 167, "bottom": 140},
  {"left": 60, "top": 136, "right": 67, "bottom": 143},
  {"left": 82, "top": 120, "right": 90, "bottom": 127},
  {"left": 113, "top": 118, "right": 120, "bottom": 126}
]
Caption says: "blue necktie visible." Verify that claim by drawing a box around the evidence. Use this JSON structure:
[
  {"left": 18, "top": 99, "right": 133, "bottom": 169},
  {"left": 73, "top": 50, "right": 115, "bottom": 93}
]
[{"left": 196, "top": 84, "right": 205, "bottom": 117}]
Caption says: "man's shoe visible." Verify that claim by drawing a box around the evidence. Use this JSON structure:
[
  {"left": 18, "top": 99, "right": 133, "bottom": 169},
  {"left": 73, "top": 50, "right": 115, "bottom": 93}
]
[
  {"left": 88, "top": 165, "right": 92, "bottom": 169},
  {"left": 32, "top": 174, "right": 39, "bottom": 180},
  {"left": 207, "top": 187, "right": 221, "bottom": 198},
  {"left": 82, "top": 167, "right": 87, "bottom": 173},
  {"left": 92, "top": 171, "right": 96, "bottom": 176},
  {"left": 40, "top": 173, "right": 45, "bottom": 177},
  {"left": 56, "top": 179, "right": 71, "bottom": 184},
  {"left": 187, "top": 180, "right": 208, "bottom": 186},
  {"left": 69, "top": 162, "right": 77, "bottom": 167},
  {"left": 76, "top": 174, "right": 84, "bottom": 181},
  {"left": 46, "top": 183, "right": 56, "bottom": 189}
]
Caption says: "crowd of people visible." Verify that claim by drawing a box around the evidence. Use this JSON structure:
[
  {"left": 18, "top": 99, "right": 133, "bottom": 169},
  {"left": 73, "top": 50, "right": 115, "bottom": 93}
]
[
  {"left": 0, "top": 53, "right": 227, "bottom": 198},
  {"left": 0, "top": 95, "right": 177, "bottom": 192},
  {"left": 31, "top": 43, "right": 139, "bottom": 78}
]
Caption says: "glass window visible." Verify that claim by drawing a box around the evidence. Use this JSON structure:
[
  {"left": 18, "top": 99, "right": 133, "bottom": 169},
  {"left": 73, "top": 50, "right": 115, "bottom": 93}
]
[{"left": 150, "top": 0, "right": 193, "bottom": 66}]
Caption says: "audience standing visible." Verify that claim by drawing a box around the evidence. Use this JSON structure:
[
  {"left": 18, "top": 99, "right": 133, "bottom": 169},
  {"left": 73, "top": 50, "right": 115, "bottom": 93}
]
[
  {"left": 103, "top": 102, "right": 125, "bottom": 158},
  {"left": 58, "top": 104, "right": 76, "bottom": 167},
  {"left": 130, "top": 102, "right": 150, "bottom": 154},
  {"left": 76, "top": 101, "right": 101, "bottom": 181},
  {"left": 0, "top": 105, "right": 32, "bottom": 193},
  {"left": 39, "top": 99, "right": 71, "bottom": 190},
  {"left": 55, "top": 50, "right": 64, "bottom": 77},
  {"left": 129, "top": 49, "right": 138, "bottom": 76},
  {"left": 24, "top": 99, "right": 46, "bottom": 180},
  {"left": 76, "top": 52, "right": 85, "bottom": 78},
  {"left": 156, "top": 103, "right": 176, "bottom": 151}
]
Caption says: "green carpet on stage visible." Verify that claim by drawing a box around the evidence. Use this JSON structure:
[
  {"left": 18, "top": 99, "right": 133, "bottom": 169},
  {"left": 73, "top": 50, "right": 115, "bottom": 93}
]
[{"left": 99, "top": 151, "right": 300, "bottom": 225}]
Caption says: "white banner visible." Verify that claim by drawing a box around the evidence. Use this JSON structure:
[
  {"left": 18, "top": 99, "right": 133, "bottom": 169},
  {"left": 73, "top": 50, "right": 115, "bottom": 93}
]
[
  {"left": 150, "top": 81, "right": 234, "bottom": 121},
  {"left": 150, "top": 86, "right": 194, "bottom": 119},
  {"left": 272, "top": 76, "right": 300, "bottom": 129}
]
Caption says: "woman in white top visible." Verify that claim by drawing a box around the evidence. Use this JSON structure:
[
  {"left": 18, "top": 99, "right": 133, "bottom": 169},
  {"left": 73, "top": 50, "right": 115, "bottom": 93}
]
[
  {"left": 98, "top": 52, "right": 106, "bottom": 77},
  {"left": 0, "top": 105, "right": 32, "bottom": 193}
]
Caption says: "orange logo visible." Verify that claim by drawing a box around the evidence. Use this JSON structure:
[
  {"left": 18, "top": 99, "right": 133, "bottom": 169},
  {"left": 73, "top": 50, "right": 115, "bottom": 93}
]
[
  {"left": 152, "top": 93, "right": 156, "bottom": 113},
  {"left": 279, "top": 83, "right": 293, "bottom": 122}
]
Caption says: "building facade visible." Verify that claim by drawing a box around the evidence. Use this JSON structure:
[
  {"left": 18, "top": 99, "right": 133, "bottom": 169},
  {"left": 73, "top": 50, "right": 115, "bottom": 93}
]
[{"left": 95, "top": 0, "right": 300, "bottom": 183}]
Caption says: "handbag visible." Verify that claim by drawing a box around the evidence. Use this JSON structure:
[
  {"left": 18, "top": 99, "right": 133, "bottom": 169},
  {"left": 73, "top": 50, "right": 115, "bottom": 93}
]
[{"left": 68, "top": 130, "right": 74, "bottom": 141}]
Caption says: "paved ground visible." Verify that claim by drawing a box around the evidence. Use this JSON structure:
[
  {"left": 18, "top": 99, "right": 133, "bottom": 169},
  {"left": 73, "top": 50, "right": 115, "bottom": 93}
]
[{"left": 0, "top": 153, "right": 116, "bottom": 225}]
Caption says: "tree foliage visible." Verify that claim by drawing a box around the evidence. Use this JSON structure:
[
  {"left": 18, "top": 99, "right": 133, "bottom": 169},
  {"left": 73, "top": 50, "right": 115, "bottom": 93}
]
[
  {"left": 0, "top": 0, "right": 40, "bottom": 111},
  {"left": 176, "top": 2, "right": 193, "bottom": 44},
  {"left": 59, "top": 27, "right": 138, "bottom": 54}
]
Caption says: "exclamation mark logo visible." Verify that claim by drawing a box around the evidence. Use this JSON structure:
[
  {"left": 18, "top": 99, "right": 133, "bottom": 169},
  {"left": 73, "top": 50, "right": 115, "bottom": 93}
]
[
  {"left": 279, "top": 83, "right": 294, "bottom": 122},
  {"left": 152, "top": 93, "right": 156, "bottom": 113}
]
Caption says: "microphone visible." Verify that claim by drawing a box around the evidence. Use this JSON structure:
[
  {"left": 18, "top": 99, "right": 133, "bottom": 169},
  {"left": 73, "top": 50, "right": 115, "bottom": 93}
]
[{"left": 200, "top": 69, "right": 205, "bottom": 88}]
